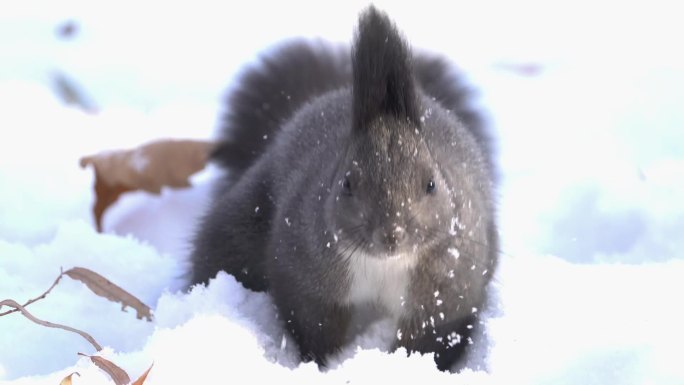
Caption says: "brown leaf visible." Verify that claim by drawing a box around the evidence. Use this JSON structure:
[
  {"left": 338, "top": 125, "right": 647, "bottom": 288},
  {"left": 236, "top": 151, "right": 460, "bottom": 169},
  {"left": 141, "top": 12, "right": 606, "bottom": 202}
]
[
  {"left": 80, "top": 139, "right": 215, "bottom": 232},
  {"left": 59, "top": 372, "right": 80, "bottom": 385},
  {"left": 92, "top": 176, "right": 134, "bottom": 232},
  {"left": 65, "top": 267, "right": 152, "bottom": 321},
  {"left": 78, "top": 353, "right": 130, "bottom": 385},
  {"left": 0, "top": 299, "right": 102, "bottom": 351},
  {"left": 0, "top": 269, "right": 64, "bottom": 317},
  {"left": 131, "top": 363, "right": 154, "bottom": 385}
]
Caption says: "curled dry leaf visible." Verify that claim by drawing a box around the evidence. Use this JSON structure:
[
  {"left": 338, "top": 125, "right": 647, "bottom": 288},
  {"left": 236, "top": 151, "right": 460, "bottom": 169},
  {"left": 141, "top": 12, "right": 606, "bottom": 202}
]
[
  {"left": 59, "top": 372, "right": 80, "bottom": 385},
  {"left": 0, "top": 299, "right": 102, "bottom": 351},
  {"left": 80, "top": 139, "right": 215, "bottom": 232},
  {"left": 0, "top": 269, "right": 63, "bottom": 317},
  {"left": 78, "top": 353, "right": 131, "bottom": 385},
  {"left": 65, "top": 267, "right": 152, "bottom": 321},
  {"left": 131, "top": 363, "right": 154, "bottom": 385}
]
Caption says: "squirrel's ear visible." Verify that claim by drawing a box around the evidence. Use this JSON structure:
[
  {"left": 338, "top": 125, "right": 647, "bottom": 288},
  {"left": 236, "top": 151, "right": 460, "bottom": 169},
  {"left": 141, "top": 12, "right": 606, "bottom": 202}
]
[{"left": 352, "top": 6, "right": 419, "bottom": 132}]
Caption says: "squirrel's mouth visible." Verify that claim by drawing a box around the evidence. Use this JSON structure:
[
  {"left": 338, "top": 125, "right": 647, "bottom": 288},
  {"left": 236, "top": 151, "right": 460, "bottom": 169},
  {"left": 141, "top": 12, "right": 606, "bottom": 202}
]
[
  {"left": 333, "top": 225, "right": 419, "bottom": 258},
  {"left": 384, "top": 253, "right": 404, "bottom": 260},
  {"left": 364, "top": 242, "right": 414, "bottom": 259}
]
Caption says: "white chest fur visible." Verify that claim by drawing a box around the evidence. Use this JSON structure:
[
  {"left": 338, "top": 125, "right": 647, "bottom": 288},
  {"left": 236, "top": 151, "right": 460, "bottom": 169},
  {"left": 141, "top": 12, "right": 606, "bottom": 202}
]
[{"left": 344, "top": 252, "right": 417, "bottom": 318}]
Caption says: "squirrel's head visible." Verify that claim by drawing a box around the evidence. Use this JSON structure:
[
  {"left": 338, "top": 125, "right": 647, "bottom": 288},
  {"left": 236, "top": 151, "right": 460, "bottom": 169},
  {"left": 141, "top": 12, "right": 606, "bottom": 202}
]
[
  {"left": 329, "top": 116, "right": 457, "bottom": 258},
  {"left": 324, "top": 7, "right": 472, "bottom": 259}
]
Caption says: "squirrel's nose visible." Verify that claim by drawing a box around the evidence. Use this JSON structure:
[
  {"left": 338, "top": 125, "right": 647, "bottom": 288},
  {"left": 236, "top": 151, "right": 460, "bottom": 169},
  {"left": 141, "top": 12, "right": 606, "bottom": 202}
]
[{"left": 372, "top": 225, "right": 407, "bottom": 252}]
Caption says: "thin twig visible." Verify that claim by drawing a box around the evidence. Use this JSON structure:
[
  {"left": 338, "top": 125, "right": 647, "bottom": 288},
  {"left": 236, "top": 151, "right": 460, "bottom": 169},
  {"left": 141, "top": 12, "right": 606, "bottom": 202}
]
[
  {"left": 0, "top": 299, "right": 103, "bottom": 351},
  {"left": 0, "top": 269, "right": 65, "bottom": 317}
]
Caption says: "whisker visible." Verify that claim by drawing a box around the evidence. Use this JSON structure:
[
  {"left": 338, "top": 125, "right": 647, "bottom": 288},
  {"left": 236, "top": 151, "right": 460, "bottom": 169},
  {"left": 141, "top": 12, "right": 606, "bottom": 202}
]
[{"left": 429, "top": 227, "right": 515, "bottom": 259}]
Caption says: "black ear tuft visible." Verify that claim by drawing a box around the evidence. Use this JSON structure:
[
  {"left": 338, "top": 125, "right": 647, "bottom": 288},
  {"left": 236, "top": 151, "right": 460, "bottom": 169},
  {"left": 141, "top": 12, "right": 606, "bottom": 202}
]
[{"left": 352, "top": 6, "right": 419, "bottom": 132}]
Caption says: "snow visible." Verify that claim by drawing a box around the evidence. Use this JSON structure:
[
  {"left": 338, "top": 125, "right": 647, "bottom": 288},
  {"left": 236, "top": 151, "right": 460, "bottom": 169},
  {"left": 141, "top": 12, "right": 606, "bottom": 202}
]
[{"left": 2, "top": 0, "right": 684, "bottom": 384}]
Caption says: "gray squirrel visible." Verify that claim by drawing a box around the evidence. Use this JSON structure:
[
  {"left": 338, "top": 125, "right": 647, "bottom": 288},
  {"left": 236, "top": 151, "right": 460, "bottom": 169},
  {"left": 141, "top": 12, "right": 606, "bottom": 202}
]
[{"left": 190, "top": 6, "right": 498, "bottom": 371}]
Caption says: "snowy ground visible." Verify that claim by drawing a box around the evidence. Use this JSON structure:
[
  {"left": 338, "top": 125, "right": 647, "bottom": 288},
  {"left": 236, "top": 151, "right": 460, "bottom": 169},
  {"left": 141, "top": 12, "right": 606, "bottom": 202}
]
[{"left": 2, "top": 1, "right": 683, "bottom": 384}]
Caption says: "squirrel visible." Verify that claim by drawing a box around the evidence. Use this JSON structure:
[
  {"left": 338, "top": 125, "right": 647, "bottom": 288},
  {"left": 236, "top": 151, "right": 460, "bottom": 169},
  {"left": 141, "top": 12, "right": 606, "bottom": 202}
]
[{"left": 190, "top": 6, "right": 498, "bottom": 371}]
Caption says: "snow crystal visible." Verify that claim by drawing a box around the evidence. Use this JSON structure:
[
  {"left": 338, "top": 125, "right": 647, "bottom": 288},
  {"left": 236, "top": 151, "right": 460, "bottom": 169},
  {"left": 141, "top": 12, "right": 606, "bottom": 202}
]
[
  {"left": 449, "top": 217, "right": 458, "bottom": 236},
  {"left": 448, "top": 248, "right": 460, "bottom": 259}
]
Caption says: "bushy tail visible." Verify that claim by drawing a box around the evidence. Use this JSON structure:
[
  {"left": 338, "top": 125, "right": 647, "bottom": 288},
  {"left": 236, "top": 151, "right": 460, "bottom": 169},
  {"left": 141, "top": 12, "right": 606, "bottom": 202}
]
[
  {"left": 211, "top": 41, "right": 351, "bottom": 175},
  {"left": 212, "top": 7, "right": 493, "bottom": 179}
]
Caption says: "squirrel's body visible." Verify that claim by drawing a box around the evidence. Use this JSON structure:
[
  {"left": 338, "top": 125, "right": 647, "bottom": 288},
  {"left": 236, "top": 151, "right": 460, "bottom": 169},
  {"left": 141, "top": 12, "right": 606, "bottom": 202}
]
[{"left": 191, "top": 7, "right": 498, "bottom": 371}]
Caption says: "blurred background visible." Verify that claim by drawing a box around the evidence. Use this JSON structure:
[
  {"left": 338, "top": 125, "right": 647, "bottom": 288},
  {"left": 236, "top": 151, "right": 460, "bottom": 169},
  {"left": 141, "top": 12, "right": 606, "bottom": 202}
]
[
  {"left": 2, "top": 0, "right": 684, "bottom": 380},
  {"left": 4, "top": 0, "right": 681, "bottom": 263}
]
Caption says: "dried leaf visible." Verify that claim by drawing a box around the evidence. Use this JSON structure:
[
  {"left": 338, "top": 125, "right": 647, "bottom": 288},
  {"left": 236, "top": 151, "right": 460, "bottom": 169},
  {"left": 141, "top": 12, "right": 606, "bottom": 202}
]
[
  {"left": 80, "top": 139, "right": 215, "bottom": 232},
  {"left": 131, "top": 363, "right": 154, "bottom": 385},
  {"left": 0, "top": 299, "right": 102, "bottom": 351},
  {"left": 59, "top": 372, "right": 80, "bottom": 385},
  {"left": 65, "top": 267, "right": 152, "bottom": 321},
  {"left": 0, "top": 269, "right": 63, "bottom": 317},
  {"left": 91, "top": 176, "right": 134, "bottom": 232},
  {"left": 78, "top": 353, "right": 130, "bottom": 385}
]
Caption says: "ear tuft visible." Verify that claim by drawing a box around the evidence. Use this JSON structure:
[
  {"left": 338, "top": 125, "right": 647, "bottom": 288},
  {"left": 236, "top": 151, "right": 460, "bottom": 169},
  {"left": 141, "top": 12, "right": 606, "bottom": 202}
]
[{"left": 352, "top": 6, "right": 419, "bottom": 132}]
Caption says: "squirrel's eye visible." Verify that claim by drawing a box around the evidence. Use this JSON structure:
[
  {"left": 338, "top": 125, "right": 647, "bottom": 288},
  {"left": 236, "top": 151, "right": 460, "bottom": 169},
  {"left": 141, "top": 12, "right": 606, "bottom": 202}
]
[
  {"left": 343, "top": 177, "right": 352, "bottom": 195},
  {"left": 426, "top": 179, "right": 436, "bottom": 194}
]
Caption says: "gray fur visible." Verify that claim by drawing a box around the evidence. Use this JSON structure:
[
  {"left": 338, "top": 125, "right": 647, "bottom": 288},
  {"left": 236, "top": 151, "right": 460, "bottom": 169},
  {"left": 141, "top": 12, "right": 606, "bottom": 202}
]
[{"left": 190, "top": 6, "right": 498, "bottom": 371}]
